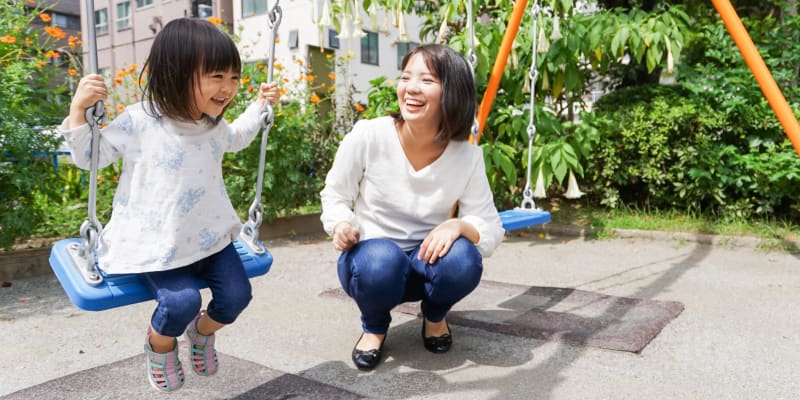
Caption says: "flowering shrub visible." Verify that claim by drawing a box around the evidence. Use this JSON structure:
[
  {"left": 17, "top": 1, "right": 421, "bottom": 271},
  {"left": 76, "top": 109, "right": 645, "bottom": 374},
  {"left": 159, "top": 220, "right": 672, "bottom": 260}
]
[{"left": 0, "top": 1, "right": 79, "bottom": 248}]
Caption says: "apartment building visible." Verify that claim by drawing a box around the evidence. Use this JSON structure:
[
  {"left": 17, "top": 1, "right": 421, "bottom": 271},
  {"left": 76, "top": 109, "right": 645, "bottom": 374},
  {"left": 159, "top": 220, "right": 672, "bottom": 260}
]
[
  {"left": 77, "top": 0, "right": 423, "bottom": 104},
  {"left": 81, "top": 0, "right": 231, "bottom": 77},
  {"left": 28, "top": 0, "right": 82, "bottom": 85}
]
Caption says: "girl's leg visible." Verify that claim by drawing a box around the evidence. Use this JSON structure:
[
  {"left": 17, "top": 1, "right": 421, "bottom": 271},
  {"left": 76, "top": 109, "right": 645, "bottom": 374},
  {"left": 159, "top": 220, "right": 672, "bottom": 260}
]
[
  {"left": 197, "top": 242, "right": 253, "bottom": 334},
  {"left": 409, "top": 236, "right": 483, "bottom": 323},
  {"left": 142, "top": 266, "right": 204, "bottom": 350},
  {"left": 337, "top": 238, "right": 410, "bottom": 335},
  {"left": 141, "top": 266, "right": 202, "bottom": 391}
]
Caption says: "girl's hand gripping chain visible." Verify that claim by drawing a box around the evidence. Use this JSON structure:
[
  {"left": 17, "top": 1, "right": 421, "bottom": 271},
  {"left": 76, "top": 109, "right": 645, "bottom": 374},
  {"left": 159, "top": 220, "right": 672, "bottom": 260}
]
[
  {"left": 257, "top": 82, "right": 280, "bottom": 107},
  {"left": 68, "top": 74, "right": 108, "bottom": 129}
]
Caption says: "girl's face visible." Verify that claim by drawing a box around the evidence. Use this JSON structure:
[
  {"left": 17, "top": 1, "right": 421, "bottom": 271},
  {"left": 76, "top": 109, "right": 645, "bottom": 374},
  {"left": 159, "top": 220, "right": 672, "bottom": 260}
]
[
  {"left": 191, "top": 68, "right": 240, "bottom": 120},
  {"left": 397, "top": 53, "right": 443, "bottom": 127}
]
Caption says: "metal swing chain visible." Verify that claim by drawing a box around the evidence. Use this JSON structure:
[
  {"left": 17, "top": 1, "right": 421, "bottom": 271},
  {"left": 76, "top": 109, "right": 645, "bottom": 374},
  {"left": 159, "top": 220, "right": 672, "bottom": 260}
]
[
  {"left": 520, "top": 0, "right": 541, "bottom": 210},
  {"left": 466, "top": 0, "right": 480, "bottom": 141},
  {"left": 70, "top": 0, "right": 108, "bottom": 285},
  {"left": 240, "top": 0, "right": 282, "bottom": 253}
]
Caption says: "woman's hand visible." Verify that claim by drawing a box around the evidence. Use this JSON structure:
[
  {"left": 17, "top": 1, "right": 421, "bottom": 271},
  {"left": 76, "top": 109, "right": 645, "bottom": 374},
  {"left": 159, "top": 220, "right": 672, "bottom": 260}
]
[
  {"left": 257, "top": 82, "right": 280, "bottom": 107},
  {"left": 332, "top": 222, "right": 360, "bottom": 252},
  {"left": 68, "top": 74, "right": 108, "bottom": 129},
  {"left": 419, "top": 219, "right": 463, "bottom": 264}
]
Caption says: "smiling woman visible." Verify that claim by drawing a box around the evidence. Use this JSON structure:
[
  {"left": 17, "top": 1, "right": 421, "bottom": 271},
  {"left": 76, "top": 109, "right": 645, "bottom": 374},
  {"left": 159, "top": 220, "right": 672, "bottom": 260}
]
[{"left": 319, "top": 44, "right": 505, "bottom": 371}]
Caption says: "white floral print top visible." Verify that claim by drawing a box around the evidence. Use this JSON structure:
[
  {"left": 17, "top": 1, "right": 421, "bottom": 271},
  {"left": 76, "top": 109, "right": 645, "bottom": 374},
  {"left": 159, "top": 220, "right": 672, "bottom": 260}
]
[{"left": 58, "top": 102, "right": 263, "bottom": 274}]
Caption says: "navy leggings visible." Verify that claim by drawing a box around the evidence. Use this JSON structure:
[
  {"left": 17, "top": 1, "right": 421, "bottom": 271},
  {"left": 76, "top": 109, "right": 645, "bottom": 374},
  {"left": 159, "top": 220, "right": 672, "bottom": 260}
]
[
  {"left": 142, "top": 242, "right": 252, "bottom": 337},
  {"left": 337, "top": 237, "right": 483, "bottom": 334}
]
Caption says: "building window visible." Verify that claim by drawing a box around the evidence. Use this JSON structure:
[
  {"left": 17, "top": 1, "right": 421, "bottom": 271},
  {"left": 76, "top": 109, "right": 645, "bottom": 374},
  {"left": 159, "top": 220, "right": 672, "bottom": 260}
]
[
  {"left": 95, "top": 9, "right": 109, "bottom": 36},
  {"left": 192, "top": 0, "right": 212, "bottom": 18},
  {"left": 52, "top": 12, "right": 81, "bottom": 30},
  {"left": 288, "top": 30, "right": 298, "bottom": 49},
  {"left": 136, "top": 0, "right": 153, "bottom": 8},
  {"left": 360, "top": 31, "right": 378, "bottom": 65},
  {"left": 116, "top": 2, "right": 131, "bottom": 30},
  {"left": 328, "top": 29, "right": 339, "bottom": 49},
  {"left": 397, "top": 42, "right": 418, "bottom": 69},
  {"left": 241, "top": 0, "right": 267, "bottom": 17}
]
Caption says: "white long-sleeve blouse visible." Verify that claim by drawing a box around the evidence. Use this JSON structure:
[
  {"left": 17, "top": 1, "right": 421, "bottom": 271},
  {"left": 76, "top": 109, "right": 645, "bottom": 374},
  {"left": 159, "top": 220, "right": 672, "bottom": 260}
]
[{"left": 320, "top": 116, "right": 505, "bottom": 257}]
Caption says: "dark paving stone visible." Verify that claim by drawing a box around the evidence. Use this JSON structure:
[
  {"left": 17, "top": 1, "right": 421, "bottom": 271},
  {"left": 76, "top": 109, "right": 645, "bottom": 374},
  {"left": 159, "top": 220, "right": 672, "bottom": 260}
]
[
  {"left": 322, "top": 279, "right": 684, "bottom": 353},
  {"left": 1, "top": 347, "right": 364, "bottom": 400}
]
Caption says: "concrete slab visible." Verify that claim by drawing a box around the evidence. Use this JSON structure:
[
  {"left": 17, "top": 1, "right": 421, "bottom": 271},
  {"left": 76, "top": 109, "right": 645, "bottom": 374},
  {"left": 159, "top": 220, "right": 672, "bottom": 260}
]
[
  {"left": 0, "top": 347, "right": 362, "bottom": 400},
  {"left": 322, "top": 280, "right": 684, "bottom": 352}
]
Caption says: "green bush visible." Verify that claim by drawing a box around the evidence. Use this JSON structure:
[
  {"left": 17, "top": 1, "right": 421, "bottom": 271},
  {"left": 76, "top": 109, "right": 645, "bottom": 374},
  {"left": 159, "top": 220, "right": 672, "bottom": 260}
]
[{"left": 1, "top": 2, "right": 76, "bottom": 248}]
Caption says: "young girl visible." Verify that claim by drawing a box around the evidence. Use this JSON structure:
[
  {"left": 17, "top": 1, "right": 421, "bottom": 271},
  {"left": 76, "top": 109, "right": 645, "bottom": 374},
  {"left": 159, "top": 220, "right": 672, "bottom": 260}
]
[{"left": 58, "top": 18, "right": 280, "bottom": 392}]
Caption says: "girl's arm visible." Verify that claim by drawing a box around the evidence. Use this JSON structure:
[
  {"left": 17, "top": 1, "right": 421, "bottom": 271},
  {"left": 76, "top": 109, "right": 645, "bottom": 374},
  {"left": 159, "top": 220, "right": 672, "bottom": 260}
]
[
  {"left": 58, "top": 75, "right": 129, "bottom": 170},
  {"left": 226, "top": 82, "right": 280, "bottom": 152}
]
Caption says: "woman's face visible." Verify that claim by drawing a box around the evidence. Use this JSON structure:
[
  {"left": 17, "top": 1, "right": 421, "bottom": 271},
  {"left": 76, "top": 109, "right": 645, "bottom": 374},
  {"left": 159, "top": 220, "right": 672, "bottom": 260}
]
[{"left": 397, "top": 53, "right": 443, "bottom": 126}]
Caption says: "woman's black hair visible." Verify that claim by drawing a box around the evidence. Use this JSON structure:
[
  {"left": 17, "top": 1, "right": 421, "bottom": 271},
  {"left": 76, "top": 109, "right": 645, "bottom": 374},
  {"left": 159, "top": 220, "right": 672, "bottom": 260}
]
[
  {"left": 391, "top": 44, "right": 476, "bottom": 141},
  {"left": 139, "top": 18, "right": 242, "bottom": 124}
]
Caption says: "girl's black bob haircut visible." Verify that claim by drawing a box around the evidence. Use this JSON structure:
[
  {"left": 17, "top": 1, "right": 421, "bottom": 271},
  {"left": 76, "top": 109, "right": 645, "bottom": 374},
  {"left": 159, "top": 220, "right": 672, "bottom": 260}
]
[{"left": 140, "top": 18, "right": 242, "bottom": 124}]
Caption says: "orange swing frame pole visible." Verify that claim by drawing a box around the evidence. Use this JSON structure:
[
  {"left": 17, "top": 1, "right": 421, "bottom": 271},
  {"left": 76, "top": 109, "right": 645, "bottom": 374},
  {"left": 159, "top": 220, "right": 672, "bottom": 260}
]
[
  {"left": 711, "top": 0, "right": 800, "bottom": 156},
  {"left": 473, "top": 0, "right": 528, "bottom": 144}
]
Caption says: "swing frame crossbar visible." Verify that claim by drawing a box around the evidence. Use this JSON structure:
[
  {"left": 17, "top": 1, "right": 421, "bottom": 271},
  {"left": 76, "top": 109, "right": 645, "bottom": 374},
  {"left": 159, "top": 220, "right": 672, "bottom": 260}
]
[{"left": 49, "top": 237, "right": 272, "bottom": 311}]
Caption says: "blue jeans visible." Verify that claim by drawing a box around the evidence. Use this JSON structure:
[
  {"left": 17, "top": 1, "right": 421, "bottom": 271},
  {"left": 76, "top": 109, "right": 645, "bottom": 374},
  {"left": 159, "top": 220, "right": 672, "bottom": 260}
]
[
  {"left": 142, "top": 242, "right": 252, "bottom": 337},
  {"left": 337, "top": 237, "right": 483, "bottom": 334}
]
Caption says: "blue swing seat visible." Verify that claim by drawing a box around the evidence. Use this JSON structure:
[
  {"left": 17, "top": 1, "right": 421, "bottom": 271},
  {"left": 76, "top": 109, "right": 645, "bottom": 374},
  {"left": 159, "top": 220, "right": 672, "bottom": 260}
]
[
  {"left": 499, "top": 208, "right": 551, "bottom": 231},
  {"left": 49, "top": 236, "right": 272, "bottom": 311}
]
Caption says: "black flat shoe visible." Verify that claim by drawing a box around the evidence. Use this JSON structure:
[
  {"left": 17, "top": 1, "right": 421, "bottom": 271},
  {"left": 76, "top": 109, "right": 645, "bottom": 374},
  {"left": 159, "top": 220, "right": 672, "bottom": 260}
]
[
  {"left": 422, "top": 319, "right": 452, "bottom": 354},
  {"left": 351, "top": 333, "right": 386, "bottom": 370}
]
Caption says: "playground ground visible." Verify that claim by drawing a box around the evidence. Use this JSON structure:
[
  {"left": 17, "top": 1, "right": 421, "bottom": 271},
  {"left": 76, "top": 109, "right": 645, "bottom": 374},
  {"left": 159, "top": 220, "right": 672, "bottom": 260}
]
[{"left": 1, "top": 226, "right": 798, "bottom": 399}]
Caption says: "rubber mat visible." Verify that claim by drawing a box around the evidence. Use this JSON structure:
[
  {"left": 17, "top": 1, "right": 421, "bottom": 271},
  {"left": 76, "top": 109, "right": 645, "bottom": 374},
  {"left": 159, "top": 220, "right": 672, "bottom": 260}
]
[
  {"left": 1, "top": 349, "right": 363, "bottom": 400},
  {"left": 322, "top": 279, "right": 684, "bottom": 353}
]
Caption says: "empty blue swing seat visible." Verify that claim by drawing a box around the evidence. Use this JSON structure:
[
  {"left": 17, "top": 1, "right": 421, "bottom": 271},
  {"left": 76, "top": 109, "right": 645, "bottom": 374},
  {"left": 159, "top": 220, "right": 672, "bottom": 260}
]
[
  {"left": 49, "top": 236, "right": 272, "bottom": 311},
  {"left": 499, "top": 208, "right": 551, "bottom": 231}
]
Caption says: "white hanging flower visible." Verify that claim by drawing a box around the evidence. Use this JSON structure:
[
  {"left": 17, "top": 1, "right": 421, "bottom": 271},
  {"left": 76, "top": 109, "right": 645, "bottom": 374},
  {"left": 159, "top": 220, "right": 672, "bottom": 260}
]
[
  {"left": 339, "top": 14, "right": 353, "bottom": 39},
  {"left": 533, "top": 167, "right": 547, "bottom": 198},
  {"left": 367, "top": 1, "right": 380, "bottom": 31},
  {"left": 398, "top": 10, "right": 409, "bottom": 42},
  {"left": 436, "top": 16, "right": 449, "bottom": 44},
  {"left": 665, "top": 36, "right": 674, "bottom": 74},
  {"left": 537, "top": 25, "right": 549, "bottom": 54},
  {"left": 550, "top": 15, "right": 562, "bottom": 41},
  {"left": 319, "top": 0, "right": 333, "bottom": 27},
  {"left": 564, "top": 170, "right": 585, "bottom": 199}
]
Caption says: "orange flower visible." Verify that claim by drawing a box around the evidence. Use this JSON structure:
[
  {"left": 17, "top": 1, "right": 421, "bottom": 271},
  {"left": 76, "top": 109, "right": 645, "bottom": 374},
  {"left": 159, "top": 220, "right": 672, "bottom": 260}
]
[
  {"left": 247, "top": 85, "right": 255, "bottom": 92},
  {"left": 67, "top": 68, "right": 77, "bottom": 76},
  {"left": 327, "top": 73, "right": 336, "bottom": 80},
  {"left": 0, "top": 35, "right": 16, "bottom": 44},
  {"left": 116, "top": 104, "right": 125, "bottom": 112},
  {"left": 114, "top": 77, "right": 122, "bottom": 85},
  {"left": 306, "top": 74, "right": 315, "bottom": 82},
  {"left": 295, "top": 58, "right": 304, "bottom": 65},
  {"left": 44, "top": 26, "right": 67, "bottom": 39},
  {"left": 207, "top": 17, "right": 222, "bottom": 25},
  {"left": 241, "top": 76, "right": 251, "bottom": 85},
  {"left": 279, "top": 88, "right": 288, "bottom": 96},
  {"left": 39, "top": 13, "right": 51, "bottom": 22},
  {"left": 35, "top": 61, "right": 47, "bottom": 67},
  {"left": 274, "top": 38, "right": 280, "bottom": 44},
  {"left": 26, "top": 0, "right": 34, "bottom": 3},
  {"left": 45, "top": 50, "right": 60, "bottom": 58},
  {"left": 273, "top": 62, "right": 283, "bottom": 70},
  {"left": 129, "top": 63, "right": 137, "bottom": 70},
  {"left": 354, "top": 104, "right": 365, "bottom": 112},
  {"left": 309, "top": 93, "right": 321, "bottom": 104}
]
